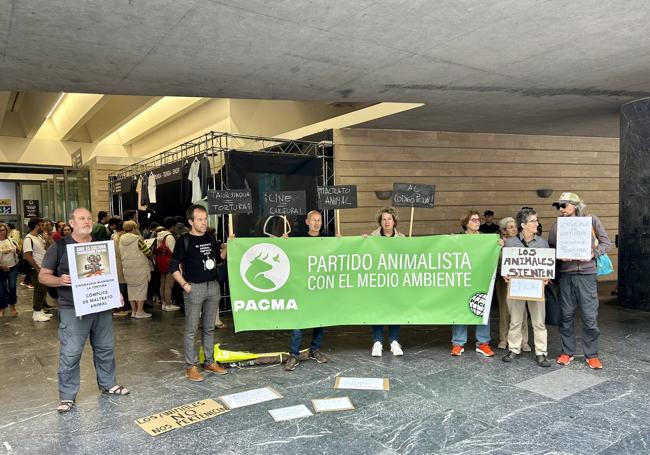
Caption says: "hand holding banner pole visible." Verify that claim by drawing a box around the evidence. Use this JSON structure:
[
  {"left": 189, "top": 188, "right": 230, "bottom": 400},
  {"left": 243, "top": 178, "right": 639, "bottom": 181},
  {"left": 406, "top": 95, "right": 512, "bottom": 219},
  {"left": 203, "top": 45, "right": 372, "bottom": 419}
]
[
  {"left": 228, "top": 213, "right": 234, "bottom": 238},
  {"left": 336, "top": 209, "right": 341, "bottom": 236},
  {"left": 409, "top": 206, "right": 414, "bottom": 237}
]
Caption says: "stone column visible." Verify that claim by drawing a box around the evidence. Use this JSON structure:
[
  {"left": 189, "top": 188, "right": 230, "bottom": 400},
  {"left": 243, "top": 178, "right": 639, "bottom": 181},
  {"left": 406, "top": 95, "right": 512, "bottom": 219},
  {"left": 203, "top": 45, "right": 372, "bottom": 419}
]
[{"left": 619, "top": 98, "right": 650, "bottom": 310}]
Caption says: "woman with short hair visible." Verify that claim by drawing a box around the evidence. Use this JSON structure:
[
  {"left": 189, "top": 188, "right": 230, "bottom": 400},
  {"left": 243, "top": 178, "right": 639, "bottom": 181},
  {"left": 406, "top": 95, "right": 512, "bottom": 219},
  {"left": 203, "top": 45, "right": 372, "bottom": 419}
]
[
  {"left": 369, "top": 207, "right": 405, "bottom": 357},
  {"left": 0, "top": 223, "right": 19, "bottom": 317},
  {"left": 119, "top": 220, "right": 153, "bottom": 319}
]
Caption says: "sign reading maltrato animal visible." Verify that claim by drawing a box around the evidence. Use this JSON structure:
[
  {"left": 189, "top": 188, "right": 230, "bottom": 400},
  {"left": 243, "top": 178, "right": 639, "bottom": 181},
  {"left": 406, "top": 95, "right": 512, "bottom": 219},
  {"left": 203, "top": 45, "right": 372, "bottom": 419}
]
[
  {"left": 263, "top": 191, "right": 306, "bottom": 217},
  {"left": 207, "top": 189, "right": 253, "bottom": 215},
  {"left": 317, "top": 185, "right": 357, "bottom": 210},
  {"left": 391, "top": 183, "right": 435, "bottom": 208}
]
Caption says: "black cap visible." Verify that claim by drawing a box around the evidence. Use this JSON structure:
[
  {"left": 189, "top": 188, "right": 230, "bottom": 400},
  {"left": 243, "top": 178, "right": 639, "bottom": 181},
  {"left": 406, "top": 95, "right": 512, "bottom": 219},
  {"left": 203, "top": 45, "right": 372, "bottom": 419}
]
[{"left": 484, "top": 210, "right": 494, "bottom": 216}]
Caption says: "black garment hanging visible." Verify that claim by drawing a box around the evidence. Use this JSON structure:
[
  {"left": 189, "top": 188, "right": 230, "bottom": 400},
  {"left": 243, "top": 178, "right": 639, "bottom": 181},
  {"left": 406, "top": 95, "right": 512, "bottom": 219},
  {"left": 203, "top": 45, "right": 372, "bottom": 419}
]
[
  {"left": 198, "top": 155, "right": 212, "bottom": 199},
  {"left": 179, "top": 160, "right": 192, "bottom": 206},
  {"left": 141, "top": 174, "right": 150, "bottom": 207}
]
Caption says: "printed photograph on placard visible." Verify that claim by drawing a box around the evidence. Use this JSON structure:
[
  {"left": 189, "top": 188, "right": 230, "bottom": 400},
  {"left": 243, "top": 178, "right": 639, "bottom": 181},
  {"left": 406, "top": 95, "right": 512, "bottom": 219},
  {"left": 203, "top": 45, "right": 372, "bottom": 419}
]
[{"left": 74, "top": 243, "right": 111, "bottom": 279}]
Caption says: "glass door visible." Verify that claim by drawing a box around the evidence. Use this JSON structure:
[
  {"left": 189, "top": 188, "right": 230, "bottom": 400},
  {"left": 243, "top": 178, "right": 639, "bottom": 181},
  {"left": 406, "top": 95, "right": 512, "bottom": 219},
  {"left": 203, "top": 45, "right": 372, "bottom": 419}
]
[{"left": 64, "top": 169, "right": 91, "bottom": 214}]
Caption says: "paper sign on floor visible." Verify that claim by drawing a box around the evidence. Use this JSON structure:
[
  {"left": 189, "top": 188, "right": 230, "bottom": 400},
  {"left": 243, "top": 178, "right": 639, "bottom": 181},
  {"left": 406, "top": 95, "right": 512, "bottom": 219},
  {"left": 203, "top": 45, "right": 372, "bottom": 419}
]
[
  {"left": 334, "top": 377, "right": 390, "bottom": 391},
  {"left": 219, "top": 386, "right": 283, "bottom": 409},
  {"left": 312, "top": 397, "right": 355, "bottom": 412},
  {"left": 135, "top": 399, "right": 229, "bottom": 436},
  {"left": 268, "top": 404, "right": 313, "bottom": 422}
]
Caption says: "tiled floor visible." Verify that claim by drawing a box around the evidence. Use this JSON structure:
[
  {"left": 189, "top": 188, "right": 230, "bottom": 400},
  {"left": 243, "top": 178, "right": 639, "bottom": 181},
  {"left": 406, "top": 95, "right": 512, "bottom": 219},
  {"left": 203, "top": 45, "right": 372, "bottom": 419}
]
[{"left": 1, "top": 280, "right": 649, "bottom": 455}]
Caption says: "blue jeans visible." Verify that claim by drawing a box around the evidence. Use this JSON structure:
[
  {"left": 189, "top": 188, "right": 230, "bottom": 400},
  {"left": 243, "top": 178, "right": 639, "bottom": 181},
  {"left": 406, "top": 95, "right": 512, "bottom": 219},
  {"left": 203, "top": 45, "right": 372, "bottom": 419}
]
[
  {"left": 452, "top": 324, "right": 491, "bottom": 346},
  {"left": 0, "top": 265, "right": 18, "bottom": 308},
  {"left": 290, "top": 328, "right": 324, "bottom": 356},
  {"left": 183, "top": 281, "right": 220, "bottom": 367},
  {"left": 372, "top": 325, "right": 400, "bottom": 344},
  {"left": 58, "top": 308, "right": 117, "bottom": 401}
]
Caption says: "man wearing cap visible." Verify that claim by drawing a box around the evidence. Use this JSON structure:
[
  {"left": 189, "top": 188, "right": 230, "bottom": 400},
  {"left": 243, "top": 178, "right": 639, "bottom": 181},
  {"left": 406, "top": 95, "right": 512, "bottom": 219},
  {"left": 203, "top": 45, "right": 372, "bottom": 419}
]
[
  {"left": 479, "top": 210, "right": 500, "bottom": 234},
  {"left": 548, "top": 192, "right": 610, "bottom": 369}
]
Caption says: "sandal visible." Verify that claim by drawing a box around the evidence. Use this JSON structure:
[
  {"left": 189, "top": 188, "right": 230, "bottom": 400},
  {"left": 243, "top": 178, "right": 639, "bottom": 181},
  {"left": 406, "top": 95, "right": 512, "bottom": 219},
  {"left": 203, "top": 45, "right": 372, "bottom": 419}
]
[
  {"left": 103, "top": 385, "right": 130, "bottom": 395},
  {"left": 57, "top": 400, "right": 75, "bottom": 413},
  {"left": 215, "top": 321, "right": 227, "bottom": 329}
]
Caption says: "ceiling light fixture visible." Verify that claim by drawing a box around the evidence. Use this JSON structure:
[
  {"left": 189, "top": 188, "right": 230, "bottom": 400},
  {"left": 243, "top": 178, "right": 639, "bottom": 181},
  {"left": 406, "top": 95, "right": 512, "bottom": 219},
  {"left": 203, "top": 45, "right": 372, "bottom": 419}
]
[{"left": 46, "top": 93, "right": 65, "bottom": 119}]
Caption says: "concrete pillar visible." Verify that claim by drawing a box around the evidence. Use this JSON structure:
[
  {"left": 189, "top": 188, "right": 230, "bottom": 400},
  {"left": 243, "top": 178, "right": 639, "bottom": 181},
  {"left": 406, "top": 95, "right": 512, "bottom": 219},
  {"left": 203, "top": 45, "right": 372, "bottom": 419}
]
[{"left": 619, "top": 98, "right": 650, "bottom": 310}]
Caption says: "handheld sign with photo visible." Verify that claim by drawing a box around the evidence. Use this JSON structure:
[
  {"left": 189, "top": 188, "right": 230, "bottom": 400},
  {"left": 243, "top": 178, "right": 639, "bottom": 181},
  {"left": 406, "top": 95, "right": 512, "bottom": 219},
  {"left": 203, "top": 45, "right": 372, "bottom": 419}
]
[
  {"left": 66, "top": 241, "right": 121, "bottom": 317},
  {"left": 317, "top": 185, "right": 358, "bottom": 210},
  {"left": 501, "top": 247, "right": 556, "bottom": 280},
  {"left": 391, "top": 183, "right": 436, "bottom": 237},
  {"left": 507, "top": 278, "right": 545, "bottom": 301},
  {"left": 556, "top": 216, "right": 593, "bottom": 260},
  {"left": 207, "top": 189, "right": 253, "bottom": 215},
  {"left": 334, "top": 377, "right": 390, "bottom": 391},
  {"left": 263, "top": 191, "right": 306, "bottom": 217},
  {"left": 135, "top": 399, "right": 229, "bottom": 436}
]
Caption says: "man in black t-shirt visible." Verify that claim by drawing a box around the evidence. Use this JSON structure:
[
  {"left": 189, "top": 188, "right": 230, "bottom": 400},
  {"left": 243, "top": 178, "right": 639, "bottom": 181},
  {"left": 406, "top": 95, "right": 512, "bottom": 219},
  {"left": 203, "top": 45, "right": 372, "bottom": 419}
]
[
  {"left": 479, "top": 210, "right": 500, "bottom": 234},
  {"left": 284, "top": 210, "right": 329, "bottom": 371},
  {"left": 170, "top": 204, "right": 228, "bottom": 382}
]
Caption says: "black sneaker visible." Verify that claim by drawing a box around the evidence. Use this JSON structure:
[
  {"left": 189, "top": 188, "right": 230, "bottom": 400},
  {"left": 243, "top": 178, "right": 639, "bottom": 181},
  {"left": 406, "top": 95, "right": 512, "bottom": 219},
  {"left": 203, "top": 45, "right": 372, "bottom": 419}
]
[
  {"left": 309, "top": 349, "right": 328, "bottom": 364},
  {"left": 502, "top": 351, "right": 519, "bottom": 362},
  {"left": 536, "top": 354, "right": 551, "bottom": 367},
  {"left": 284, "top": 355, "right": 299, "bottom": 371}
]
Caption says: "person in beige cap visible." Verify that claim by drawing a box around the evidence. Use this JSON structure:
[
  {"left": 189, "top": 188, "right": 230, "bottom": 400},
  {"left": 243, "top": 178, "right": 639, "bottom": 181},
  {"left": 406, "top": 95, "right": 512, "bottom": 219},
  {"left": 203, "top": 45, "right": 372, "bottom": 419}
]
[{"left": 547, "top": 192, "right": 610, "bottom": 369}]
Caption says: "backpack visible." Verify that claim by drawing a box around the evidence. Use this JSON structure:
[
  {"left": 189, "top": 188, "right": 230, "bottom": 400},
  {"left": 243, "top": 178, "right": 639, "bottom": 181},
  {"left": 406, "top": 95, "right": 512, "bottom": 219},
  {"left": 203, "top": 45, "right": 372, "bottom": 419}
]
[
  {"left": 46, "top": 238, "right": 67, "bottom": 299},
  {"left": 155, "top": 234, "right": 173, "bottom": 273}
]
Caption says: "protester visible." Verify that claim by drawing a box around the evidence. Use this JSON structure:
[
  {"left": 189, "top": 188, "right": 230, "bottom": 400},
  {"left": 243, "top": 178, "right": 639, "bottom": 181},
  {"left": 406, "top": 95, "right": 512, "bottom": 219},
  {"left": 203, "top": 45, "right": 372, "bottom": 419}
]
[
  {"left": 284, "top": 210, "right": 330, "bottom": 371},
  {"left": 170, "top": 204, "right": 227, "bottom": 381},
  {"left": 479, "top": 210, "right": 500, "bottom": 233},
  {"left": 368, "top": 207, "right": 404, "bottom": 357},
  {"left": 156, "top": 217, "right": 180, "bottom": 312},
  {"left": 495, "top": 217, "right": 530, "bottom": 351},
  {"left": 548, "top": 192, "right": 610, "bottom": 369},
  {"left": 92, "top": 211, "right": 110, "bottom": 241},
  {"left": 23, "top": 217, "right": 52, "bottom": 322},
  {"left": 0, "top": 223, "right": 19, "bottom": 317},
  {"left": 119, "top": 220, "right": 153, "bottom": 319},
  {"left": 39, "top": 207, "right": 129, "bottom": 413},
  {"left": 451, "top": 210, "right": 495, "bottom": 357},
  {"left": 502, "top": 208, "right": 551, "bottom": 367}
]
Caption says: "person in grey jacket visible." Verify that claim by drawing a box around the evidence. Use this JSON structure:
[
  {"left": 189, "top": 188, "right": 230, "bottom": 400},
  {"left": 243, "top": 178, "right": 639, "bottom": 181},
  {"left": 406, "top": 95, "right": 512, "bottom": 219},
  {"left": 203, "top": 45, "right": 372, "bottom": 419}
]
[{"left": 547, "top": 192, "right": 610, "bottom": 369}]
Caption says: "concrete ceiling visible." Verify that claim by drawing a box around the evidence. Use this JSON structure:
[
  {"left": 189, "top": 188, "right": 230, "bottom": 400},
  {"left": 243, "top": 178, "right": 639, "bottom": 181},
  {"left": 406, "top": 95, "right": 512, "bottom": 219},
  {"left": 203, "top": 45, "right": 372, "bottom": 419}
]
[{"left": 1, "top": 0, "right": 649, "bottom": 137}]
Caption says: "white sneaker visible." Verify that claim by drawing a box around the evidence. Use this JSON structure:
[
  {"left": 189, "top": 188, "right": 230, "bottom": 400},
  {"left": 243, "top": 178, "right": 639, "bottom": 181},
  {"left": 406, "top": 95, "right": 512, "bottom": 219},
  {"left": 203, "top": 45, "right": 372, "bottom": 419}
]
[
  {"left": 371, "top": 341, "right": 383, "bottom": 357},
  {"left": 162, "top": 304, "right": 181, "bottom": 312},
  {"left": 134, "top": 311, "right": 152, "bottom": 319},
  {"left": 390, "top": 341, "right": 404, "bottom": 356},
  {"left": 32, "top": 311, "right": 51, "bottom": 322}
]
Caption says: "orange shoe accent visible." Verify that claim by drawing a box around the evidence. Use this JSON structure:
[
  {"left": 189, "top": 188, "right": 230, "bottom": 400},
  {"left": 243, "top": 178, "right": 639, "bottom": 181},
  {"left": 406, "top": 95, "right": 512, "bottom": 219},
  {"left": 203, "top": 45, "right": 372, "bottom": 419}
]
[
  {"left": 586, "top": 357, "right": 603, "bottom": 369},
  {"left": 556, "top": 354, "right": 574, "bottom": 365},
  {"left": 451, "top": 345, "right": 464, "bottom": 356},
  {"left": 476, "top": 343, "right": 495, "bottom": 357}
]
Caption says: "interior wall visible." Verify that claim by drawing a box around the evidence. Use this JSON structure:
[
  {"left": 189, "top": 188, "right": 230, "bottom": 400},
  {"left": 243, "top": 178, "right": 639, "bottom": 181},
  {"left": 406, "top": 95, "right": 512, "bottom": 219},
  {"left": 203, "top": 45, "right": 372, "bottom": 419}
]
[{"left": 334, "top": 128, "right": 619, "bottom": 277}]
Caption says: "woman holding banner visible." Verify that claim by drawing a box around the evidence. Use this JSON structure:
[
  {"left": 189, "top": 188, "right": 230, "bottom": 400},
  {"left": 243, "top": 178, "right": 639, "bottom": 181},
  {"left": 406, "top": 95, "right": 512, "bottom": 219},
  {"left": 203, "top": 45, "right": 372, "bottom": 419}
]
[
  {"left": 451, "top": 210, "right": 495, "bottom": 357},
  {"left": 502, "top": 208, "right": 550, "bottom": 367},
  {"left": 547, "top": 192, "right": 610, "bottom": 369},
  {"left": 369, "top": 207, "right": 405, "bottom": 357},
  {"left": 495, "top": 217, "right": 530, "bottom": 351}
]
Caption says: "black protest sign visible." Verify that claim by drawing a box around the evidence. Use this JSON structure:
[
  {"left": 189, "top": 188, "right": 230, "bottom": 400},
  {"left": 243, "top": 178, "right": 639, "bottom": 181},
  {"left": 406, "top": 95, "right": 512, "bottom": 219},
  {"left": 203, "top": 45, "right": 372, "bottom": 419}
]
[
  {"left": 23, "top": 200, "right": 40, "bottom": 218},
  {"left": 317, "top": 185, "right": 357, "bottom": 210},
  {"left": 263, "top": 191, "right": 306, "bottom": 216},
  {"left": 391, "top": 183, "right": 435, "bottom": 208},
  {"left": 207, "top": 189, "right": 253, "bottom": 215}
]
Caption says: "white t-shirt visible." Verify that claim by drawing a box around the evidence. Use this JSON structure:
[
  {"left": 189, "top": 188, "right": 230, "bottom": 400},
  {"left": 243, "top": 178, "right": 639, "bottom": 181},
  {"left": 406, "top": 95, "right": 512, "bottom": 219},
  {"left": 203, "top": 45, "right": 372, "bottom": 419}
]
[
  {"left": 23, "top": 233, "right": 47, "bottom": 267},
  {"left": 0, "top": 239, "right": 18, "bottom": 267},
  {"left": 148, "top": 173, "right": 157, "bottom": 204},
  {"left": 188, "top": 159, "right": 202, "bottom": 203}
]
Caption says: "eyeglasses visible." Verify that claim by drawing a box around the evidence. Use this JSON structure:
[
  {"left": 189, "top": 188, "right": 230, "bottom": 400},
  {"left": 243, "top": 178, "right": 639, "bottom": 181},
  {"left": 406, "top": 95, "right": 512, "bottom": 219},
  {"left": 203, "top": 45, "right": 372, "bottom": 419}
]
[
  {"left": 556, "top": 203, "right": 567, "bottom": 210},
  {"left": 526, "top": 219, "right": 539, "bottom": 224},
  {"left": 469, "top": 217, "right": 481, "bottom": 223}
]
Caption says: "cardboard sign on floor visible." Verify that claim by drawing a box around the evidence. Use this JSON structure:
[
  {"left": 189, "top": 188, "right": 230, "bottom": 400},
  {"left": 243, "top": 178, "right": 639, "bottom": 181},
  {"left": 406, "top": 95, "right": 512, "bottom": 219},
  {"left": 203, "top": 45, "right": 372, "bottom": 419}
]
[
  {"left": 219, "top": 386, "right": 283, "bottom": 409},
  {"left": 312, "top": 397, "right": 355, "bottom": 413},
  {"left": 334, "top": 377, "right": 390, "bottom": 391},
  {"left": 268, "top": 404, "right": 313, "bottom": 422},
  {"left": 135, "top": 399, "right": 229, "bottom": 436}
]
